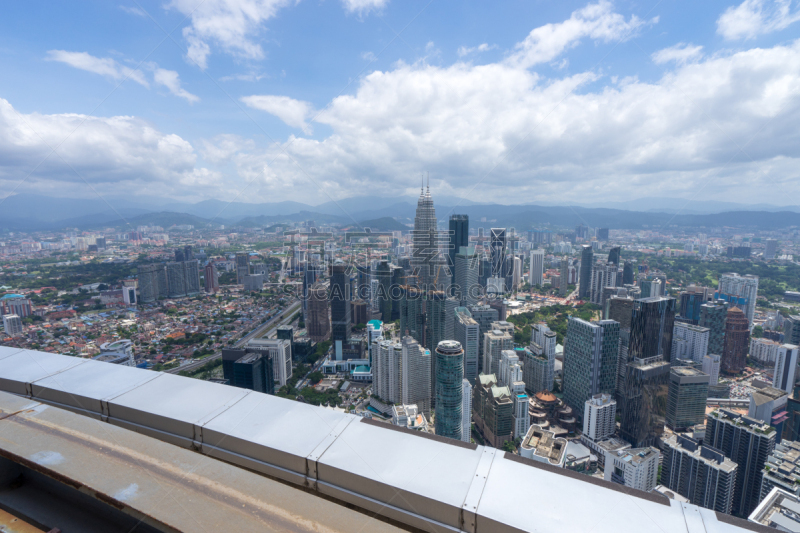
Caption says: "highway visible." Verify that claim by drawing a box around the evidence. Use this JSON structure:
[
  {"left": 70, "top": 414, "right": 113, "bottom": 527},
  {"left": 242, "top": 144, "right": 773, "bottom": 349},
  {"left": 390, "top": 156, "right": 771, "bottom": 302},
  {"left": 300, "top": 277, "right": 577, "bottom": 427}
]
[{"left": 166, "top": 299, "right": 301, "bottom": 375}]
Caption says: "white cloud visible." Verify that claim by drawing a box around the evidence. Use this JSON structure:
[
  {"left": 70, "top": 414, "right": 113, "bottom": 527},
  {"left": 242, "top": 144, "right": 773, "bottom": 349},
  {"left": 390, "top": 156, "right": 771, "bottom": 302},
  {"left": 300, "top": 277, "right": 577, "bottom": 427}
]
[
  {"left": 652, "top": 43, "right": 704, "bottom": 65},
  {"left": 167, "top": 0, "right": 295, "bottom": 69},
  {"left": 457, "top": 43, "right": 497, "bottom": 57},
  {"left": 154, "top": 69, "right": 200, "bottom": 103},
  {"left": 341, "top": 0, "right": 389, "bottom": 15},
  {"left": 45, "top": 50, "right": 149, "bottom": 87},
  {"left": 119, "top": 4, "right": 147, "bottom": 16},
  {"left": 0, "top": 97, "right": 205, "bottom": 196},
  {"left": 717, "top": 0, "right": 800, "bottom": 40},
  {"left": 241, "top": 94, "right": 315, "bottom": 133},
  {"left": 506, "top": 1, "right": 655, "bottom": 69}
]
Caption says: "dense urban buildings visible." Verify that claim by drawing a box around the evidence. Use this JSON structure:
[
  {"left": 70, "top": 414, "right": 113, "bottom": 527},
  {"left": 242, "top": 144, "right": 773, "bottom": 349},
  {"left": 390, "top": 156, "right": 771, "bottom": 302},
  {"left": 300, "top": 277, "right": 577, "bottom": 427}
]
[
  {"left": 562, "top": 317, "right": 619, "bottom": 414},
  {"left": 722, "top": 307, "right": 750, "bottom": 374},
  {"left": 665, "top": 367, "right": 709, "bottom": 432}
]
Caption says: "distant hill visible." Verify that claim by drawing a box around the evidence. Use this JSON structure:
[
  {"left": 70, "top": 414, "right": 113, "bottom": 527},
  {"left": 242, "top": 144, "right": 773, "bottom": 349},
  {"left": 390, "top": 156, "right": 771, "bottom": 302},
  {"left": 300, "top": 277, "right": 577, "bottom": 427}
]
[
  {"left": 354, "top": 217, "right": 409, "bottom": 231},
  {"left": 101, "top": 212, "right": 220, "bottom": 229}
]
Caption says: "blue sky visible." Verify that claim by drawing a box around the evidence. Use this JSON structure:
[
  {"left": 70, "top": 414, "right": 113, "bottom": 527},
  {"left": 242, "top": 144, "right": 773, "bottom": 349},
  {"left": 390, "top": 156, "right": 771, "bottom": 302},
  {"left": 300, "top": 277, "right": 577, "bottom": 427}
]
[{"left": 1, "top": 0, "right": 800, "bottom": 206}]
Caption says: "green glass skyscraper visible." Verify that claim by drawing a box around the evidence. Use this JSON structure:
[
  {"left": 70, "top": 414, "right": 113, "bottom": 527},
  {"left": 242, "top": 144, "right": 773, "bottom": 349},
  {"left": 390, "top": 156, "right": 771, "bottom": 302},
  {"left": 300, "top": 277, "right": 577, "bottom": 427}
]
[
  {"left": 579, "top": 245, "right": 593, "bottom": 299},
  {"left": 435, "top": 340, "right": 465, "bottom": 441}
]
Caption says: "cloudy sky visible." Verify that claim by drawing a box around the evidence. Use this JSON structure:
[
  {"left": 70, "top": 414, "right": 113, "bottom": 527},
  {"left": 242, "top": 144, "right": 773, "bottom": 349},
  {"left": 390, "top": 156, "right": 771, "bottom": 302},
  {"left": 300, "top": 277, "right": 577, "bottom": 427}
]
[{"left": 1, "top": 0, "right": 800, "bottom": 206}]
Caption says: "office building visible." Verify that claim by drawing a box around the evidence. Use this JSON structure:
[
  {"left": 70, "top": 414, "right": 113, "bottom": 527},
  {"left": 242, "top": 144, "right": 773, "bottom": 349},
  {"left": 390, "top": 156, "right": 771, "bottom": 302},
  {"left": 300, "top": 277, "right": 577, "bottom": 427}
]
[
  {"left": 622, "top": 261, "right": 635, "bottom": 285},
  {"left": 716, "top": 273, "right": 759, "bottom": 325},
  {"left": 448, "top": 214, "right": 469, "bottom": 287},
  {"left": 246, "top": 339, "right": 292, "bottom": 388},
  {"left": 597, "top": 228, "right": 610, "bottom": 241},
  {"left": 706, "top": 409, "right": 776, "bottom": 517},
  {"left": 722, "top": 307, "right": 749, "bottom": 375},
  {"left": 583, "top": 393, "right": 616, "bottom": 441},
  {"left": 122, "top": 280, "right": 137, "bottom": 305},
  {"left": 2, "top": 314, "right": 23, "bottom": 337},
  {"left": 639, "top": 279, "right": 662, "bottom": 299},
  {"left": 679, "top": 286, "right": 710, "bottom": 324},
  {"left": 578, "top": 245, "right": 593, "bottom": 299},
  {"left": 764, "top": 239, "right": 778, "bottom": 260},
  {"left": 703, "top": 354, "right": 721, "bottom": 385},
  {"left": 454, "top": 247, "right": 480, "bottom": 306},
  {"left": 589, "top": 262, "right": 617, "bottom": 305},
  {"left": 562, "top": 318, "right": 619, "bottom": 415},
  {"left": 243, "top": 274, "right": 264, "bottom": 292},
  {"left": 604, "top": 447, "right": 660, "bottom": 493},
  {"left": 473, "top": 373, "right": 513, "bottom": 448},
  {"left": 235, "top": 252, "right": 249, "bottom": 285},
  {"left": 671, "top": 323, "right": 710, "bottom": 363},
  {"left": 454, "top": 308, "right": 479, "bottom": 383},
  {"left": 666, "top": 367, "right": 709, "bottom": 431},
  {"left": 204, "top": 262, "right": 219, "bottom": 294},
  {"left": 619, "top": 297, "right": 675, "bottom": 447},
  {"left": 401, "top": 336, "right": 432, "bottom": 416},
  {"left": 373, "top": 340, "right": 403, "bottom": 404},
  {"left": 512, "top": 256, "right": 522, "bottom": 290},
  {"left": 700, "top": 300, "right": 729, "bottom": 356},
  {"left": 520, "top": 425, "right": 568, "bottom": 467},
  {"left": 351, "top": 300, "right": 368, "bottom": 328},
  {"left": 461, "top": 379, "right": 472, "bottom": 443},
  {"left": 307, "top": 284, "right": 331, "bottom": 342},
  {"left": 661, "top": 434, "right": 737, "bottom": 514},
  {"left": 490, "top": 228, "right": 507, "bottom": 280},
  {"left": 412, "top": 185, "right": 438, "bottom": 289},
  {"left": 483, "top": 328, "right": 514, "bottom": 377},
  {"left": 749, "top": 385, "right": 789, "bottom": 441},
  {"left": 329, "top": 263, "right": 351, "bottom": 345},
  {"left": 435, "top": 341, "right": 464, "bottom": 441},
  {"left": 222, "top": 349, "right": 275, "bottom": 395},
  {"left": 607, "top": 246, "right": 621, "bottom": 266},
  {"left": 529, "top": 249, "right": 544, "bottom": 288},
  {"left": 785, "top": 315, "right": 800, "bottom": 346},
  {"left": 528, "top": 323, "right": 556, "bottom": 393},
  {"left": 774, "top": 345, "right": 800, "bottom": 394}
]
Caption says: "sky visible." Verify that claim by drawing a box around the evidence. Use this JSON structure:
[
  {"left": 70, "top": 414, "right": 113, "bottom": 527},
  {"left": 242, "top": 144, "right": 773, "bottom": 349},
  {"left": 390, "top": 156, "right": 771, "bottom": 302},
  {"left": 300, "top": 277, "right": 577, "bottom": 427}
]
[{"left": 1, "top": 0, "right": 800, "bottom": 207}]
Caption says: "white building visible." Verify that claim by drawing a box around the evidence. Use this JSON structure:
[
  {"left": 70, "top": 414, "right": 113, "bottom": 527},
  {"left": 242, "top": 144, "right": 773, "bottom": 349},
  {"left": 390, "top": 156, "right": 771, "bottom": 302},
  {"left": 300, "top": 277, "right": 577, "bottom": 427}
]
[
  {"left": 702, "top": 354, "right": 721, "bottom": 385},
  {"left": 402, "top": 336, "right": 431, "bottom": 415},
  {"left": 391, "top": 404, "right": 429, "bottom": 432},
  {"left": 520, "top": 425, "right": 568, "bottom": 467},
  {"left": 716, "top": 273, "right": 759, "bottom": 325},
  {"left": 671, "top": 323, "right": 710, "bottom": 363},
  {"left": 373, "top": 340, "right": 402, "bottom": 404},
  {"left": 498, "top": 350, "right": 522, "bottom": 388},
  {"left": 367, "top": 321, "right": 384, "bottom": 361},
  {"left": 512, "top": 256, "right": 522, "bottom": 290},
  {"left": 483, "top": 329, "right": 513, "bottom": 377},
  {"left": 461, "top": 379, "right": 472, "bottom": 443},
  {"left": 246, "top": 338, "right": 292, "bottom": 387},
  {"left": 604, "top": 447, "right": 660, "bottom": 493},
  {"left": 750, "top": 338, "right": 781, "bottom": 365},
  {"left": 589, "top": 263, "right": 617, "bottom": 305},
  {"left": 529, "top": 249, "right": 544, "bottom": 287},
  {"left": 454, "top": 310, "right": 479, "bottom": 383},
  {"left": 773, "top": 345, "right": 800, "bottom": 394},
  {"left": 2, "top": 314, "right": 23, "bottom": 337},
  {"left": 583, "top": 393, "right": 617, "bottom": 441},
  {"left": 487, "top": 277, "right": 504, "bottom": 295}
]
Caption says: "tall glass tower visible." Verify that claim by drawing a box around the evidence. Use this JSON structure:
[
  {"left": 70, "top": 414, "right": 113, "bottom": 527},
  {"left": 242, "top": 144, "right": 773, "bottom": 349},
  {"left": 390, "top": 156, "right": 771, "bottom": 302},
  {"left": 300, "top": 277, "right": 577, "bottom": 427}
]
[
  {"left": 579, "top": 245, "right": 594, "bottom": 299},
  {"left": 435, "top": 340, "right": 465, "bottom": 441},
  {"left": 329, "top": 263, "right": 351, "bottom": 343},
  {"left": 412, "top": 185, "right": 437, "bottom": 289},
  {"left": 448, "top": 214, "right": 469, "bottom": 287}
]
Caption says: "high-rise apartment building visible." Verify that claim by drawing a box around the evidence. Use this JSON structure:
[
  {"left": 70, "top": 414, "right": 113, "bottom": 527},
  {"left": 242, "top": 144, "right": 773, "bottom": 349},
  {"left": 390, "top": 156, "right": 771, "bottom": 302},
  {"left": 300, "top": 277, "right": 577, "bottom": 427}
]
[
  {"left": 700, "top": 300, "right": 729, "bottom": 356},
  {"left": 528, "top": 323, "right": 556, "bottom": 393},
  {"left": 583, "top": 393, "right": 616, "bottom": 441},
  {"left": 401, "top": 336, "right": 431, "bottom": 415},
  {"left": 773, "top": 345, "right": 800, "bottom": 394},
  {"left": 373, "top": 340, "right": 403, "bottom": 404},
  {"left": 0, "top": 297, "right": 32, "bottom": 318},
  {"left": 589, "top": 262, "right": 617, "bottom": 305},
  {"left": 482, "top": 328, "right": 513, "bottom": 377},
  {"left": 760, "top": 440, "right": 800, "bottom": 502},
  {"left": 204, "top": 262, "right": 219, "bottom": 294},
  {"left": 716, "top": 273, "right": 759, "bottom": 325},
  {"left": 307, "top": 284, "right": 330, "bottom": 342},
  {"left": 454, "top": 308, "right": 479, "bottom": 383},
  {"left": 764, "top": 239, "right": 778, "bottom": 260},
  {"left": 578, "top": 245, "right": 593, "bottom": 299},
  {"left": 2, "top": 314, "right": 23, "bottom": 337},
  {"left": 706, "top": 409, "right": 776, "bottom": 517},
  {"left": 666, "top": 367, "right": 709, "bottom": 431},
  {"left": 329, "top": 263, "right": 351, "bottom": 345},
  {"left": 435, "top": 341, "right": 464, "bottom": 441},
  {"left": 671, "top": 323, "right": 710, "bottom": 363},
  {"left": 783, "top": 315, "right": 800, "bottom": 347},
  {"left": 604, "top": 447, "right": 659, "bottom": 492},
  {"left": 661, "top": 434, "right": 737, "bottom": 514},
  {"left": 562, "top": 317, "right": 620, "bottom": 414},
  {"left": 529, "top": 249, "right": 544, "bottom": 288},
  {"left": 235, "top": 252, "right": 249, "bottom": 285},
  {"left": 703, "top": 354, "right": 721, "bottom": 385},
  {"left": 722, "top": 307, "right": 749, "bottom": 374}
]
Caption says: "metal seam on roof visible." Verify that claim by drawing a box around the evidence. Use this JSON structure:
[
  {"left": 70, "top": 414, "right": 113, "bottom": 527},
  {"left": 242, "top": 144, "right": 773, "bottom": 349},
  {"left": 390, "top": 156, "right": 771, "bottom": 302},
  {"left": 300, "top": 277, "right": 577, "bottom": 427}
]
[
  {"left": 461, "top": 447, "right": 498, "bottom": 533},
  {"left": 680, "top": 502, "right": 707, "bottom": 533},
  {"left": 307, "top": 416, "right": 357, "bottom": 483}
]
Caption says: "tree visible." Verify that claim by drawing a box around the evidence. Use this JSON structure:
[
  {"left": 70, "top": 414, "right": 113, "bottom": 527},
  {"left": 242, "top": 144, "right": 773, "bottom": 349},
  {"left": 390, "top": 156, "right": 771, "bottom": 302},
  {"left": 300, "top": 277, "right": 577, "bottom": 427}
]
[
  {"left": 752, "top": 325, "right": 764, "bottom": 338},
  {"left": 502, "top": 441, "right": 516, "bottom": 453},
  {"left": 308, "top": 371, "right": 323, "bottom": 384}
]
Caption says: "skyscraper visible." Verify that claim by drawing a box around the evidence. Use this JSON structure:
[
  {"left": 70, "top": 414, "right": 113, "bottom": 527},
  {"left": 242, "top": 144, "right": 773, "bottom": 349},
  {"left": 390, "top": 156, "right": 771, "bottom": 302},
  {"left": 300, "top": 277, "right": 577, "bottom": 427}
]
[
  {"left": 579, "top": 245, "right": 593, "bottom": 299},
  {"left": 764, "top": 239, "right": 778, "bottom": 260},
  {"left": 454, "top": 247, "right": 480, "bottom": 306},
  {"left": 307, "top": 284, "right": 331, "bottom": 342},
  {"left": 583, "top": 393, "right": 616, "bottom": 441},
  {"left": 373, "top": 340, "right": 403, "bottom": 404},
  {"left": 665, "top": 367, "right": 709, "bottom": 432},
  {"left": 608, "top": 246, "right": 621, "bottom": 266},
  {"left": 204, "top": 262, "right": 219, "bottom": 294},
  {"left": 589, "top": 262, "right": 617, "bottom": 305},
  {"left": 700, "top": 300, "right": 729, "bottom": 356},
  {"left": 412, "top": 185, "right": 438, "bottom": 289},
  {"left": 435, "top": 341, "right": 465, "bottom": 441},
  {"left": 448, "top": 214, "right": 469, "bottom": 287},
  {"left": 528, "top": 249, "right": 544, "bottom": 288},
  {"left": 483, "top": 328, "right": 513, "bottom": 377},
  {"left": 461, "top": 379, "right": 472, "bottom": 444},
  {"left": 622, "top": 261, "right": 634, "bottom": 285},
  {"left": 619, "top": 297, "right": 675, "bottom": 447},
  {"left": 454, "top": 308, "right": 479, "bottom": 383},
  {"left": 671, "top": 323, "right": 710, "bottom": 363},
  {"left": 562, "top": 317, "right": 620, "bottom": 414},
  {"left": 716, "top": 273, "right": 759, "bottom": 325},
  {"left": 2, "top": 314, "right": 23, "bottom": 337},
  {"left": 329, "top": 263, "right": 351, "bottom": 345},
  {"left": 773, "top": 344, "right": 800, "bottom": 394},
  {"left": 706, "top": 409, "right": 776, "bottom": 517},
  {"left": 559, "top": 257, "right": 569, "bottom": 297},
  {"left": 722, "top": 307, "right": 749, "bottom": 374},
  {"left": 489, "top": 229, "right": 507, "bottom": 288},
  {"left": 785, "top": 315, "right": 800, "bottom": 346},
  {"left": 401, "top": 336, "right": 432, "bottom": 415},
  {"left": 235, "top": 252, "right": 249, "bottom": 285}
]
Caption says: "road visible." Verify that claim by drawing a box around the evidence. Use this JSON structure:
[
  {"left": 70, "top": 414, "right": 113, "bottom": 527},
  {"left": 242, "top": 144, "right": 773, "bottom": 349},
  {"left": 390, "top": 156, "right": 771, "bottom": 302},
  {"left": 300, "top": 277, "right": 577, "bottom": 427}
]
[{"left": 166, "top": 300, "right": 301, "bottom": 375}]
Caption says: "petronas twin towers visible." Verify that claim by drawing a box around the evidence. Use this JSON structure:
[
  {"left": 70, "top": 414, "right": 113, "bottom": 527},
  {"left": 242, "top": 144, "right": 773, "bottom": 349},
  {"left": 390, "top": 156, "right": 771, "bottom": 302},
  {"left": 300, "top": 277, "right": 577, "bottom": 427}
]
[{"left": 411, "top": 183, "right": 448, "bottom": 292}]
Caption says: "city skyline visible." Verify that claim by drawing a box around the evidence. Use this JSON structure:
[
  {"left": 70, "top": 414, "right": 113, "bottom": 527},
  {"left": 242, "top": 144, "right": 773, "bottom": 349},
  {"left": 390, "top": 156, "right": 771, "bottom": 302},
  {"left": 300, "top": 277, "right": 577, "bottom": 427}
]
[{"left": 1, "top": 0, "right": 800, "bottom": 205}]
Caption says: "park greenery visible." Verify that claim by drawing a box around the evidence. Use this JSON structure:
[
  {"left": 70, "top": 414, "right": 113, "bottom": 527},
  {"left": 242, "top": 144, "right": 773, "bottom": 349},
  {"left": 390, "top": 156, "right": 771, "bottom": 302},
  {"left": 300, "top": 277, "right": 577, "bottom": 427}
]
[{"left": 507, "top": 302, "right": 602, "bottom": 345}]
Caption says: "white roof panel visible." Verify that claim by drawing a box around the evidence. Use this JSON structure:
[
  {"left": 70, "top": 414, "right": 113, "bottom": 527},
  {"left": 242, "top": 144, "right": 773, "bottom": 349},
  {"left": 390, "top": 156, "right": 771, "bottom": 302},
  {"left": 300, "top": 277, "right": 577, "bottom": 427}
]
[
  {"left": 0, "top": 351, "right": 87, "bottom": 396},
  {"left": 0, "top": 346, "right": 25, "bottom": 361}
]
